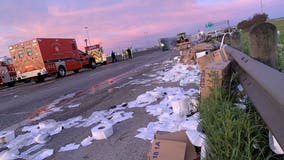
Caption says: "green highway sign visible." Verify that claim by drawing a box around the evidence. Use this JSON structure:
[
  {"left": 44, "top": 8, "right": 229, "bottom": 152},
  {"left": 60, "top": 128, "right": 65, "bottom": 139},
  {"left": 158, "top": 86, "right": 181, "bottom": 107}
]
[{"left": 205, "top": 22, "right": 214, "bottom": 28}]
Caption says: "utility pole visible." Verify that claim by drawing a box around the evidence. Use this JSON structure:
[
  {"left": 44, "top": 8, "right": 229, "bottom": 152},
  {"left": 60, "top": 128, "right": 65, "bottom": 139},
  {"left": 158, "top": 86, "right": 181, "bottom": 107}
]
[
  {"left": 84, "top": 26, "right": 91, "bottom": 46},
  {"left": 260, "top": 0, "right": 264, "bottom": 13},
  {"left": 144, "top": 31, "right": 148, "bottom": 47}
]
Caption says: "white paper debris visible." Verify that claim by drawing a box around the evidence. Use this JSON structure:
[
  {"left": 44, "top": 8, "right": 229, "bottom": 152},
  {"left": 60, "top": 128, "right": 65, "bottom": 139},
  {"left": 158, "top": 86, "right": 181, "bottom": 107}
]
[
  {"left": 34, "top": 133, "right": 50, "bottom": 144},
  {"left": 20, "top": 144, "right": 45, "bottom": 158},
  {"left": 155, "top": 63, "right": 200, "bottom": 86},
  {"left": 81, "top": 136, "right": 93, "bottom": 147},
  {"left": 27, "top": 149, "right": 54, "bottom": 160},
  {"left": 200, "top": 142, "right": 207, "bottom": 160},
  {"left": 180, "top": 113, "right": 200, "bottom": 131},
  {"left": 76, "top": 111, "right": 107, "bottom": 128},
  {"left": 67, "top": 104, "right": 80, "bottom": 108},
  {"left": 237, "top": 84, "right": 244, "bottom": 92},
  {"left": 234, "top": 103, "right": 247, "bottom": 110},
  {"left": 186, "top": 130, "right": 206, "bottom": 147},
  {"left": 269, "top": 131, "right": 284, "bottom": 154},
  {"left": 59, "top": 143, "right": 80, "bottom": 152},
  {"left": 60, "top": 116, "right": 83, "bottom": 129},
  {"left": 0, "top": 149, "right": 19, "bottom": 160},
  {"left": 0, "top": 130, "right": 15, "bottom": 144}
]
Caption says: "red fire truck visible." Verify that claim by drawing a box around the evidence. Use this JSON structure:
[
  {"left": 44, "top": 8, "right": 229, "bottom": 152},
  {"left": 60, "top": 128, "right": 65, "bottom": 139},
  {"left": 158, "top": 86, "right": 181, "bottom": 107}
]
[
  {"left": 8, "top": 38, "right": 96, "bottom": 82},
  {"left": 0, "top": 56, "right": 16, "bottom": 87}
]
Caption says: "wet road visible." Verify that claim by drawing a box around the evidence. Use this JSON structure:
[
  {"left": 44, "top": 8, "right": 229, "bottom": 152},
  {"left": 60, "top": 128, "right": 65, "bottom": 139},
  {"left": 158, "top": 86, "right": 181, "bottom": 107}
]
[{"left": 0, "top": 49, "right": 174, "bottom": 130}]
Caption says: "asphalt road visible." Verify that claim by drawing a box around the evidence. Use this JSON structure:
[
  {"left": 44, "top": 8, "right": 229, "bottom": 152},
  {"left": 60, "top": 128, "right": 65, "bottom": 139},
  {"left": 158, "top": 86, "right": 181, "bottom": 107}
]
[
  {"left": 0, "top": 49, "right": 175, "bottom": 131},
  {"left": 0, "top": 49, "right": 190, "bottom": 160}
]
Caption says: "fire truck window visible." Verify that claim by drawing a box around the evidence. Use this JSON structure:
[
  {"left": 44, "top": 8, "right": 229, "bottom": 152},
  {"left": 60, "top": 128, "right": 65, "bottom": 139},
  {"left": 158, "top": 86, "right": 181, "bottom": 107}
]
[
  {"left": 7, "top": 59, "right": 12, "bottom": 64},
  {"left": 18, "top": 50, "right": 24, "bottom": 58},
  {"left": 72, "top": 43, "right": 77, "bottom": 50},
  {"left": 26, "top": 48, "right": 33, "bottom": 56}
]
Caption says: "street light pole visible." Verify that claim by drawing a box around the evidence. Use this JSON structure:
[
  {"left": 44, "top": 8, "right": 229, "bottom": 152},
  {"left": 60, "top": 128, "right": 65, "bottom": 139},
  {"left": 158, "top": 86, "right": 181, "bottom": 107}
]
[
  {"left": 144, "top": 31, "right": 148, "bottom": 47},
  {"left": 260, "top": 0, "right": 263, "bottom": 13},
  {"left": 84, "top": 26, "right": 91, "bottom": 46}
]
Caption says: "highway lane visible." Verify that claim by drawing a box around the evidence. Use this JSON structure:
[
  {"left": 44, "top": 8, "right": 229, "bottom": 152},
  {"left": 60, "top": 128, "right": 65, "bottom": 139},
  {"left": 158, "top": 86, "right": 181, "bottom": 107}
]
[{"left": 0, "top": 49, "right": 174, "bottom": 130}]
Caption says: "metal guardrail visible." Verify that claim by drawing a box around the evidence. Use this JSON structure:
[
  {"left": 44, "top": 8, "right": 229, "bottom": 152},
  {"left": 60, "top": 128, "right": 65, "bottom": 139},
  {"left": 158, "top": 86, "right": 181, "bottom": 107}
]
[{"left": 216, "top": 41, "right": 284, "bottom": 149}]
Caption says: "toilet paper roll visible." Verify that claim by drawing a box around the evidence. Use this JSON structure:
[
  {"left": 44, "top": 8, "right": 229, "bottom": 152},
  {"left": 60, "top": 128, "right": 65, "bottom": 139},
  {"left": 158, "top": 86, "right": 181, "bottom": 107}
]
[
  {"left": 91, "top": 123, "right": 113, "bottom": 140},
  {"left": 0, "top": 130, "right": 15, "bottom": 144},
  {"left": 171, "top": 97, "right": 190, "bottom": 116},
  {"left": 269, "top": 131, "right": 284, "bottom": 154}
]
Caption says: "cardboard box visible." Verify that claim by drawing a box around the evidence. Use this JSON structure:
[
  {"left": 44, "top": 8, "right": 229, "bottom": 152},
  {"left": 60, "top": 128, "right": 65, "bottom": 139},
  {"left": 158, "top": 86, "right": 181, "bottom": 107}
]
[
  {"left": 200, "top": 61, "right": 231, "bottom": 99},
  {"left": 180, "top": 49, "right": 196, "bottom": 65},
  {"left": 148, "top": 139, "right": 186, "bottom": 160},
  {"left": 192, "top": 43, "right": 215, "bottom": 53},
  {"left": 147, "top": 131, "right": 198, "bottom": 160},
  {"left": 197, "top": 49, "right": 229, "bottom": 71}
]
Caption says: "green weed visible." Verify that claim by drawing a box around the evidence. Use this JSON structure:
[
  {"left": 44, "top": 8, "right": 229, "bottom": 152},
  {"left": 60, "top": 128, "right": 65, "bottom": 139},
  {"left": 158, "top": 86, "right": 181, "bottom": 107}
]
[{"left": 198, "top": 75, "right": 284, "bottom": 159}]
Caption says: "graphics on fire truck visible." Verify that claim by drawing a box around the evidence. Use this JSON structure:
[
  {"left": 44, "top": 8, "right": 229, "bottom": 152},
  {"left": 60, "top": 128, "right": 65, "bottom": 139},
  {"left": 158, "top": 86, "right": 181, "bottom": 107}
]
[
  {"left": 85, "top": 44, "right": 107, "bottom": 65},
  {"left": 9, "top": 38, "right": 96, "bottom": 83},
  {"left": 0, "top": 56, "right": 16, "bottom": 87}
]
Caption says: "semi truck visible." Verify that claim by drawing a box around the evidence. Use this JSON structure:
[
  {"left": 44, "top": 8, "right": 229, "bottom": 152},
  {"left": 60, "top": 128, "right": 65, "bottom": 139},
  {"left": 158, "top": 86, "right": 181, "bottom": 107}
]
[
  {"left": 0, "top": 56, "right": 16, "bottom": 87},
  {"left": 85, "top": 44, "right": 107, "bottom": 65},
  {"left": 8, "top": 38, "right": 96, "bottom": 82}
]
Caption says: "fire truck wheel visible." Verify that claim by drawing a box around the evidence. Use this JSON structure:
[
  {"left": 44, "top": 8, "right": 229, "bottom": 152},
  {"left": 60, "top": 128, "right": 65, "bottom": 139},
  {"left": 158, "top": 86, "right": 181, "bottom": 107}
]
[
  {"left": 90, "top": 59, "right": 96, "bottom": 69},
  {"left": 35, "top": 76, "right": 45, "bottom": 83},
  {"left": 103, "top": 61, "right": 107, "bottom": 65},
  {"left": 57, "top": 66, "right": 66, "bottom": 77},
  {"left": 73, "top": 69, "right": 80, "bottom": 73},
  {"left": 6, "top": 82, "right": 15, "bottom": 87},
  {"left": 24, "top": 78, "right": 31, "bottom": 83}
]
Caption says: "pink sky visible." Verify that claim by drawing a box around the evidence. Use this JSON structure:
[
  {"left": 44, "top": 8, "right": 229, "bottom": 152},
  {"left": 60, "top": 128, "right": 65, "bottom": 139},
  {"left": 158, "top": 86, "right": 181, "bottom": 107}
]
[{"left": 0, "top": 0, "right": 284, "bottom": 56}]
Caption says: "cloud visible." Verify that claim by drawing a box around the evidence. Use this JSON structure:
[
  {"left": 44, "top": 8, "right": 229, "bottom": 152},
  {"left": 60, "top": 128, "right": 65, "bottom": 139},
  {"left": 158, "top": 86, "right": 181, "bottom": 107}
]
[{"left": 0, "top": 0, "right": 284, "bottom": 57}]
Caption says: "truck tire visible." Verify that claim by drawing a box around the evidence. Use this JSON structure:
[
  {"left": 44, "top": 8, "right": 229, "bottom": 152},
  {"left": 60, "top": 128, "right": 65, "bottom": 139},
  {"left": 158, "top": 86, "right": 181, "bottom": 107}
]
[
  {"left": 57, "top": 66, "right": 66, "bottom": 77},
  {"left": 103, "top": 61, "right": 107, "bottom": 65},
  {"left": 35, "top": 76, "right": 45, "bottom": 83},
  {"left": 23, "top": 78, "right": 31, "bottom": 83},
  {"left": 5, "top": 81, "right": 15, "bottom": 87},
  {"left": 73, "top": 69, "right": 80, "bottom": 73},
  {"left": 90, "top": 58, "right": 96, "bottom": 69}
]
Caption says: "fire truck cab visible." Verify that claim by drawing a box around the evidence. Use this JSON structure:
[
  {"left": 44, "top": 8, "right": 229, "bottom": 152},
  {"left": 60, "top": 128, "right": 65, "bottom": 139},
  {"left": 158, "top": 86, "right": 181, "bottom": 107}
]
[
  {"left": 0, "top": 56, "right": 16, "bottom": 87},
  {"left": 9, "top": 38, "right": 95, "bottom": 82},
  {"left": 85, "top": 44, "right": 107, "bottom": 65}
]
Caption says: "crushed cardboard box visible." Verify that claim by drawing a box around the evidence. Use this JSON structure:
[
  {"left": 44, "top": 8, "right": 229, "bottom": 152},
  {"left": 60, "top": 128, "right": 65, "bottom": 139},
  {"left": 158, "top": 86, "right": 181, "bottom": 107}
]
[
  {"left": 197, "top": 48, "right": 229, "bottom": 71},
  {"left": 180, "top": 49, "right": 196, "bottom": 65},
  {"left": 200, "top": 61, "right": 231, "bottom": 99},
  {"left": 192, "top": 43, "right": 215, "bottom": 53},
  {"left": 147, "top": 131, "right": 198, "bottom": 160}
]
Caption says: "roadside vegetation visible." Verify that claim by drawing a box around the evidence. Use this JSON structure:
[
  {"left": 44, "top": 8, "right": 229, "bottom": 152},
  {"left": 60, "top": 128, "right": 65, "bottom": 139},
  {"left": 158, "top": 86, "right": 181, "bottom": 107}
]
[
  {"left": 198, "top": 75, "right": 284, "bottom": 159},
  {"left": 270, "top": 18, "right": 284, "bottom": 71},
  {"left": 238, "top": 14, "right": 284, "bottom": 71}
]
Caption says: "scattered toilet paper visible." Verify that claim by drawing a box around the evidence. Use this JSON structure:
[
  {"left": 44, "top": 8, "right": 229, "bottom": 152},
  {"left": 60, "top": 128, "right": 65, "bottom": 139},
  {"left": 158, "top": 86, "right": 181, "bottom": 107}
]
[
  {"left": 0, "top": 131, "right": 15, "bottom": 144},
  {"left": 91, "top": 123, "right": 114, "bottom": 140},
  {"left": 67, "top": 104, "right": 80, "bottom": 108},
  {"left": 59, "top": 143, "right": 80, "bottom": 152},
  {"left": 269, "top": 131, "right": 284, "bottom": 154},
  {"left": 0, "top": 149, "right": 19, "bottom": 160},
  {"left": 81, "top": 136, "right": 94, "bottom": 147},
  {"left": 171, "top": 96, "right": 193, "bottom": 116},
  {"left": 186, "top": 130, "right": 206, "bottom": 147},
  {"left": 27, "top": 149, "right": 54, "bottom": 160}
]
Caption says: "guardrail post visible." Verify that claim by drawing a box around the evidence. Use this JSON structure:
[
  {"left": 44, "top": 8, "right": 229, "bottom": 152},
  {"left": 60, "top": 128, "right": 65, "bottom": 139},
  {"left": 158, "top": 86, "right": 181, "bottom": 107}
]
[
  {"left": 230, "top": 31, "right": 242, "bottom": 51},
  {"left": 249, "top": 22, "right": 278, "bottom": 68}
]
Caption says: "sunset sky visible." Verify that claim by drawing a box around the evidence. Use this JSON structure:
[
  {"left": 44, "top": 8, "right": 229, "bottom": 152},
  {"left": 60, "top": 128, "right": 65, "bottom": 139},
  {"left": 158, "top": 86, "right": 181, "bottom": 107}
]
[{"left": 0, "top": 0, "right": 283, "bottom": 56}]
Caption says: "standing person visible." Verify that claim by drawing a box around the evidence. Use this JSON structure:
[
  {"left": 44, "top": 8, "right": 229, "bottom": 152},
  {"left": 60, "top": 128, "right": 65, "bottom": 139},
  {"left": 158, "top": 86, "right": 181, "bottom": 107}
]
[
  {"left": 111, "top": 50, "right": 117, "bottom": 63},
  {"left": 127, "top": 48, "right": 132, "bottom": 59},
  {"left": 130, "top": 47, "right": 134, "bottom": 59}
]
